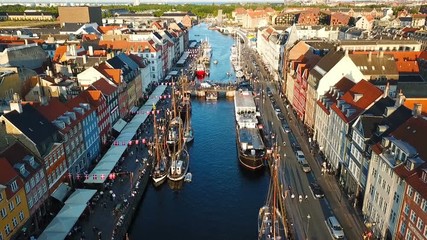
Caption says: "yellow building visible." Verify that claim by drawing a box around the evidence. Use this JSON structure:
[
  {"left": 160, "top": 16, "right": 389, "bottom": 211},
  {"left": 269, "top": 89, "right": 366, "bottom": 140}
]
[{"left": 0, "top": 159, "right": 30, "bottom": 240}]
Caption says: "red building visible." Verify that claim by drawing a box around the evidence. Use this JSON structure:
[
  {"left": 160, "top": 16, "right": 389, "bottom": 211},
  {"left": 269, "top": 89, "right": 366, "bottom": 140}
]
[
  {"left": 292, "top": 56, "right": 320, "bottom": 121},
  {"left": 96, "top": 63, "right": 129, "bottom": 119},
  {"left": 394, "top": 117, "right": 427, "bottom": 240}
]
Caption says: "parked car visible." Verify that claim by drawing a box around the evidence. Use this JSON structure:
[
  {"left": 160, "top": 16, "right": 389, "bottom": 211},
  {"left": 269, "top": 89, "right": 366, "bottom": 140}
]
[
  {"left": 309, "top": 182, "right": 324, "bottom": 198},
  {"left": 326, "top": 216, "right": 345, "bottom": 239},
  {"left": 296, "top": 151, "right": 311, "bottom": 173},
  {"left": 296, "top": 150, "right": 305, "bottom": 162},
  {"left": 300, "top": 159, "right": 311, "bottom": 173},
  {"left": 282, "top": 123, "right": 290, "bottom": 133}
]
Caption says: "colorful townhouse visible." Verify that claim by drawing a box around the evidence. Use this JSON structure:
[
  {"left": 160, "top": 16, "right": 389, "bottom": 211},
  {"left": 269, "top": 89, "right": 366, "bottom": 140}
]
[{"left": 0, "top": 159, "right": 30, "bottom": 240}]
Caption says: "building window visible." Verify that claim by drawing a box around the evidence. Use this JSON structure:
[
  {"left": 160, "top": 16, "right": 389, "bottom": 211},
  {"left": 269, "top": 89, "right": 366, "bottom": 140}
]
[
  {"left": 15, "top": 195, "right": 21, "bottom": 205},
  {"left": 415, "top": 192, "right": 421, "bottom": 205},
  {"left": 417, "top": 218, "right": 424, "bottom": 231},
  {"left": 404, "top": 203, "right": 410, "bottom": 216},
  {"left": 0, "top": 232, "right": 3, "bottom": 240},
  {"left": 0, "top": 208, "right": 6, "bottom": 218},
  {"left": 10, "top": 181, "right": 18, "bottom": 192},
  {"left": 12, "top": 217, "right": 18, "bottom": 227},
  {"left": 400, "top": 222, "right": 406, "bottom": 235},
  {"left": 410, "top": 210, "right": 417, "bottom": 223},
  {"left": 4, "top": 224, "right": 10, "bottom": 235},
  {"left": 18, "top": 211, "right": 24, "bottom": 221},
  {"left": 422, "top": 199, "right": 427, "bottom": 212},
  {"left": 0, "top": 192, "right": 2, "bottom": 202},
  {"left": 407, "top": 186, "right": 414, "bottom": 197},
  {"left": 8, "top": 202, "right": 14, "bottom": 212}
]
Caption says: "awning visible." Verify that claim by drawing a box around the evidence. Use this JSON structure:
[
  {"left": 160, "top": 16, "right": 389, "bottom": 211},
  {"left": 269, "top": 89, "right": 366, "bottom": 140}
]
[
  {"left": 112, "top": 118, "right": 127, "bottom": 133},
  {"left": 84, "top": 85, "right": 167, "bottom": 184},
  {"left": 38, "top": 189, "right": 97, "bottom": 240},
  {"left": 169, "top": 70, "right": 179, "bottom": 76},
  {"left": 50, "top": 183, "right": 71, "bottom": 202},
  {"left": 130, "top": 106, "right": 139, "bottom": 114}
]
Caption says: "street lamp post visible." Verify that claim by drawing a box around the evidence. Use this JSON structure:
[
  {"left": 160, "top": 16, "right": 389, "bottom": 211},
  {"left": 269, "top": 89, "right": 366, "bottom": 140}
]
[{"left": 306, "top": 214, "right": 311, "bottom": 240}]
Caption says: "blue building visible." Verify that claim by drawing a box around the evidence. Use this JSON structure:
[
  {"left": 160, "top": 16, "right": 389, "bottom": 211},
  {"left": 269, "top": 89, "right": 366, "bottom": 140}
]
[{"left": 68, "top": 94, "right": 101, "bottom": 165}]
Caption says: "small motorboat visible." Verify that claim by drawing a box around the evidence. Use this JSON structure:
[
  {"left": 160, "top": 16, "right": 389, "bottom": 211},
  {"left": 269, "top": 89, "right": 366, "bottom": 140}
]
[
  {"left": 213, "top": 60, "right": 218, "bottom": 64},
  {"left": 184, "top": 172, "right": 192, "bottom": 182}
]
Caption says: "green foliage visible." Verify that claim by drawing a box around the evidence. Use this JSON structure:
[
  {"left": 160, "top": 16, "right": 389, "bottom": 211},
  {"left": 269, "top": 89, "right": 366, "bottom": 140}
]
[{"left": 0, "top": 4, "right": 58, "bottom": 15}]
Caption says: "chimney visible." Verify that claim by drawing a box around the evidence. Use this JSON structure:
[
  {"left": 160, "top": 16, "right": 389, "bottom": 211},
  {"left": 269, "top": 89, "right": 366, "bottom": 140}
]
[
  {"left": 10, "top": 93, "right": 23, "bottom": 113},
  {"left": 379, "top": 51, "right": 384, "bottom": 58},
  {"left": 368, "top": 52, "right": 372, "bottom": 62},
  {"left": 383, "top": 82, "right": 389, "bottom": 98},
  {"left": 395, "top": 90, "right": 405, "bottom": 107},
  {"left": 83, "top": 55, "right": 87, "bottom": 64},
  {"left": 345, "top": 49, "right": 349, "bottom": 56},
  {"left": 88, "top": 46, "right": 94, "bottom": 56},
  {"left": 24, "top": 39, "right": 28, "bottom": 45},
  {"left": 413, "top": 103, "right": 422, "bottom": 117}
]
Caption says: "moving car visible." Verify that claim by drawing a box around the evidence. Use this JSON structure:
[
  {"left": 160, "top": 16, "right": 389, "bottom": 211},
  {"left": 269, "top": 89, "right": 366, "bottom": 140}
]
[
  {"left": 309, "top": 182, "right": 324, "bottom": 198},
  {"left": 326, "top": 216, "right": 345, "bottom": 239}
]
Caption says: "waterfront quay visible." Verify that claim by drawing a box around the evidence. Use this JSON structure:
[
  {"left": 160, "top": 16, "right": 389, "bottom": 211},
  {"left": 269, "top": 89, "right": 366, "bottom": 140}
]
[{"left": 47, "top": 85, "right": 172, "bottom": 240}]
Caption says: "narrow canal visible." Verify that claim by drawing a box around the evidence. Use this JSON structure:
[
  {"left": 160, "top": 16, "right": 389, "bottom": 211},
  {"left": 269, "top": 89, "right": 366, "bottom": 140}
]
[{"left": 129, "top": 24, "right": 270, "bottom": 240}]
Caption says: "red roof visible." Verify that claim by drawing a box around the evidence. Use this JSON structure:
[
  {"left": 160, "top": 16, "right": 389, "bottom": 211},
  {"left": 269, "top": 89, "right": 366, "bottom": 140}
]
[
  {"left": 331, "top": 80, "right": 383, "bottom": 122},
  {"left": 317, "top": 77, "right": 355, "bottom": 115},
  {"left": 88, "top": 78, "right": 117, "bottom": 96},
  {"left": 0, "top": 158, "right": 18, "bottom": 185},
  {"left": 392, "top": 116, "right": 427, "bottom": 161}
]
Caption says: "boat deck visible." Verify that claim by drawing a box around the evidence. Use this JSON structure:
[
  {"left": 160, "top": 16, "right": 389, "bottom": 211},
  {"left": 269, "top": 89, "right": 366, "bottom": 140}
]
[{"left": 239, "top": 128, "right": 265, "bottom": 150}]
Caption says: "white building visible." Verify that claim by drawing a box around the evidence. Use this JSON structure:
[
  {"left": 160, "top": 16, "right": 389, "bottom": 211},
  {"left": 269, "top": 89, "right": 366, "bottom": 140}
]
[
  {"left": 256, "top": 26, "right": 287, "bottom": 81},
  {"left": 291, "top": 25, "right": 340, "bottom": 41}
]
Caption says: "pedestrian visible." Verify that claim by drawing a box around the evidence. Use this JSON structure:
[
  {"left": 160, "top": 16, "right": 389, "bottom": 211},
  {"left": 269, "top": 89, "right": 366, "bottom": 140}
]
[
  {"left": 98, "top": 231, "right": 102, "bottom": 240},
  {"left": 92, "top": 226, "right": 97, "bottom": 233},
  {"left": 103, "top": 202, "right": 107, "bottom": 209}
]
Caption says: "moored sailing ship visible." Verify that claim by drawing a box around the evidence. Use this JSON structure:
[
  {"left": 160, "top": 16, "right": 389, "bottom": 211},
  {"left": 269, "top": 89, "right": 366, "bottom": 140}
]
[
  {"left": 258, "top": 144, "right": 288, "bottom": 239},
  {"left": 151, "top": 105, "right": 170, "bottom": 187},
  {"left": 234, "top": 88, "right": 266, "bottom": 170}
]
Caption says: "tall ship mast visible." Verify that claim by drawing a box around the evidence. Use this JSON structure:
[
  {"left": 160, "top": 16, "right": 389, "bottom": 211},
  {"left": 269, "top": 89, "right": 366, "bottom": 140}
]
[
  {"left": 258, "top": 144, "right": 288, "bottom": 239},
  {"left": 151, "top": 104, "right": 170, "bottom": 187},
  {"left": 166, "top": 84, "right": 184, "bottom": 156},
  {"left": 167, "top": 115, "right": 190, "bottom": 181},
  {"left": 234, "top": 86, "right": 266, "bottom": 170}
]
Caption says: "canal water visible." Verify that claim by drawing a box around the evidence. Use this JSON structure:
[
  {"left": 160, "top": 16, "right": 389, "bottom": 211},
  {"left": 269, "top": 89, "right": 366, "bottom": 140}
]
[{"left": 129, "top": 23, "right": 270, "bottom": 240}]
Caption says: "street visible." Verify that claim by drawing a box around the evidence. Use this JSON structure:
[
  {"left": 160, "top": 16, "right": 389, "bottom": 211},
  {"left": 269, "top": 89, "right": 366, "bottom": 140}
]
[{"left": 241, "top": 37, "right": 365, "bottom": 240}]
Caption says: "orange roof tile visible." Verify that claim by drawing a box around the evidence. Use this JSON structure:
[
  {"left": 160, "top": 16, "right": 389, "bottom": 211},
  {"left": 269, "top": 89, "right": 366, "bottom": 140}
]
[
  {"left": 235, "top": 8, "right": 247, "bottom": 14},
  {"left": 82, "top": 34, "right": 98, "bottom": 41},
  {"left": 351, "top": 51, "right": 421, "bottom": 73},
  {"left": 98, "top": 25, "right": 122, "bottom": 34},
  {"left": 96, "top": 63, "right": 121, "bottom": 85},
  {"left": 53, "top": 45, "right": 68, "bottom": 63},
  {"left": 99, "top": 40, "right": 157, "bottom": 53},
  {"left": 403, "top": 100, "right": 427, "bottom": 116}
]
